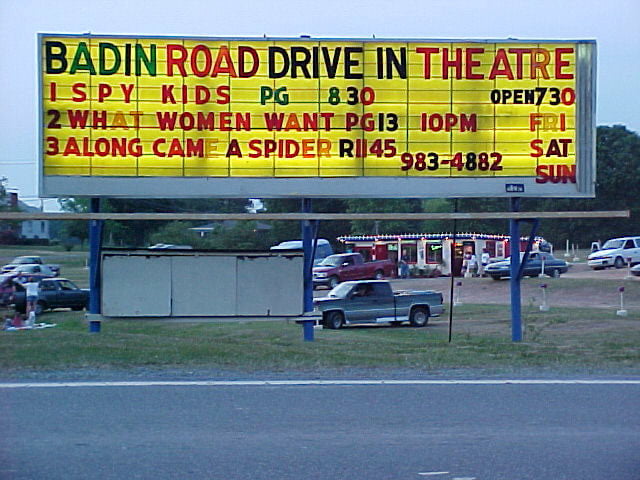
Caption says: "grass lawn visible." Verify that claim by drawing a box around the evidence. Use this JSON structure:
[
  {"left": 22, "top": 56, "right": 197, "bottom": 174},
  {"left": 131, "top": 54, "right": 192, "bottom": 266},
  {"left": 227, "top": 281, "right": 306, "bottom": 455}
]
[{"left": 1, "top": 304, "right": 638, "bottom": 377}]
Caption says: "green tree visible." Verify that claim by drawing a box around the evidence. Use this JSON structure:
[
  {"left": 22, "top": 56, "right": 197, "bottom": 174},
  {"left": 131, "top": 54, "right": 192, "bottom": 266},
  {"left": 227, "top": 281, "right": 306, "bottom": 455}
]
[
  {"left": 59, "top": 198, "right": 251, "bottom": 247},
  {"left": 345, "top": 198, "right": 423, "bottom": 235},
  {"left": 58, "top": 197, "right": 89, "bottom": 246},
  {"left": 262, "top": 198, "right": 351, "bottom": 251}
]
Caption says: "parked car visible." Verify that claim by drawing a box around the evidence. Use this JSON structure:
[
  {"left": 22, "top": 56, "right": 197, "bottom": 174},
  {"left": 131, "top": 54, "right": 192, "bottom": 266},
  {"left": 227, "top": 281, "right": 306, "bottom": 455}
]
[
  {"left": 9, "top": 264, "right": 58, "bottom": 278},
  {"left": 630, "top": 264, "right": 640, "bottom": 277},
  {"left": 1, "top": 255, "right": 60, "bottom": 276},
  {"left": 313, "top": 280, "right": 444, "bottom": 329},
  {"left": 0, "top": 274, "right": 16, "bottom": 307},
  {"left": 587, "top": 236, "right": 640, "bottom": 269},
  {"left": 12, "top": 277, "right": 89, "bottom": 314},
  {"left": 485, "top": 252, "right": 569, "bottom": 280},
  {"left": 270, "top": 239, "right": 333, "bottom": 265},
  {"left": 312, "top": 253, "right": 396, "bottom": 289}
]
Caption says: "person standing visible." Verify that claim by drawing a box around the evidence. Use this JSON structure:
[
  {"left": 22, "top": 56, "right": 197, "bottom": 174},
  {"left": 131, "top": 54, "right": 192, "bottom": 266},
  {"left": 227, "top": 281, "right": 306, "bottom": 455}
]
[
  {"left": 399, "top": 256, "right": 410, "bottom": 279},
  {"left": 468, "top": 253, "right": 478, "bottom": 277},
  {"left": 17, "top": 276, "right": 40, "bottom": 316},
  {"left": 480, "top": 249, "right": 491, "bottom": 277},
  {"left": 461, "top": 252, "right": 471, "bottom": 277}
]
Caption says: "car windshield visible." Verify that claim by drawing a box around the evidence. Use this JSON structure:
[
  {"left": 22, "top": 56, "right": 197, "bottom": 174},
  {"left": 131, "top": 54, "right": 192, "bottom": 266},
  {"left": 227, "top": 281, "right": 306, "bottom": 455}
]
[
  {"left": 59, "top": 280, "right": 78, "bottom": 290},
  {"left": 327, "top": 283, "right": 353, "bottom": 298},
  {"left": 318, "top": 255, "right": 344, "bottom": 267},
  {"left": 602, "top": 239, "right": 624, "bottom": 249},
  {"left": 13, "top": 257, "right": 36, "bottom": 264}
]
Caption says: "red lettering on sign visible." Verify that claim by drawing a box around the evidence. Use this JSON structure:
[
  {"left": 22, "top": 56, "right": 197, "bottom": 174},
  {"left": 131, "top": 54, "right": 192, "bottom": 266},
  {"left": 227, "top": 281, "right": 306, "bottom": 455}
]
[
  {"left": 465, "top": 48, "right": 484, "bottom": 79},
  {"left": 167, "top": 44, "right": 188, "bottom": 76},
  {"left": 555, "top": 48, "right": 574, "bottom": 79},
  {"left": 211, "top": 46, "right": 237, "bottom": 77},
  {"left": 415, "top": 47, "right": 439, "bottom": 79},
  {"left": 535, "top": 164, "right": 576, "bottom": 183},
  {"left": 488, "top": 50, "right": 514, "bottom": 80},
  {"left": 71, "top": 83, "right": 87, "bottom": 102}
]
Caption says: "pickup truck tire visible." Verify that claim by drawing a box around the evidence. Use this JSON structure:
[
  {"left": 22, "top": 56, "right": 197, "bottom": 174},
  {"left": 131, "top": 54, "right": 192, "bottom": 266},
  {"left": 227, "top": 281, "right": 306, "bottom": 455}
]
[
  {"left": 328, "top": 276, "right": 340, "bottom": 289},
  {"left": 324, "top": 311, "right": 344, "bottom": 330},
  {"left": 409, "top": 306, "right": 429, "bottom": 327},
  {"left": 374, "top": 270, "right": 384, "bottom": 280}
]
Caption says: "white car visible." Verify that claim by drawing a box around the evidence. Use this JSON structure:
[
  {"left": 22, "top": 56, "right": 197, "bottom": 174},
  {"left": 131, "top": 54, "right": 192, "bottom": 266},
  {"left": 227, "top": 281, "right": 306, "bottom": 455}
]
[
  {"left": 10, "top": 264, "right": 58, "bottom": 277},
  {"left": 2, "top": 255, "right": 60, "bottom": 275},
  {"left": 587, "top": 236, "right": 640, "bottom": 269}
]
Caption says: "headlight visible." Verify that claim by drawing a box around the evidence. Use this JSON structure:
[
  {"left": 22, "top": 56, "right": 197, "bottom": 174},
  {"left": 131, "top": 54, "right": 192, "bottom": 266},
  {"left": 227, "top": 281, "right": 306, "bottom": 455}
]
[{"left": 315, "top": 272, "right": 327, "bottom": 278}]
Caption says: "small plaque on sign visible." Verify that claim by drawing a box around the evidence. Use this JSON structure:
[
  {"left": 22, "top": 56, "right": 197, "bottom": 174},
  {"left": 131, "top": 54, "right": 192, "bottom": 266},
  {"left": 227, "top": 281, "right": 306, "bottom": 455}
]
[{"left": 506, "top": 184, "right": 525, "bottom": 193}]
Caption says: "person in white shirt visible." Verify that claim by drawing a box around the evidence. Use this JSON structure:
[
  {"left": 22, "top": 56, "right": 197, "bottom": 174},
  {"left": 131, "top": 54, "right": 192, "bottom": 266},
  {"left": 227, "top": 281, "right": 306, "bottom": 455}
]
[
  {"left": 468, "top": 254, "right": 478, "bottom": 277},
  {"left": 480, "top": 249, "right": 491, "bottom": 277},
  {"left": 17, "top": 276, "right": 40, "bottom": 316}
]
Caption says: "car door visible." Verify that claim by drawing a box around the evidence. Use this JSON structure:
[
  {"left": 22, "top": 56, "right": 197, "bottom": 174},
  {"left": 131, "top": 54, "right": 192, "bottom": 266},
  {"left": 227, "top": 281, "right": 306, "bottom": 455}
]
[
  {"left": 57, "top": 280, "right": 85, "bottom": 308},
  {"left": 371, "top": 283, "right": 396, "bottom": 321},
  {"left": 344, "top": 284, "right": 376, "bottom": 322},
  {"left": 39, "top": 281, "right": 60, "bottom": 308},
  {"left": 633, "top": 239, "right": 640, "bottom": 264},
  {"left": 524, "top": 253, "right": 540, "bottom": 276},
  {"left": 341, "top": 257, "right": 357, "bottom": 281}
]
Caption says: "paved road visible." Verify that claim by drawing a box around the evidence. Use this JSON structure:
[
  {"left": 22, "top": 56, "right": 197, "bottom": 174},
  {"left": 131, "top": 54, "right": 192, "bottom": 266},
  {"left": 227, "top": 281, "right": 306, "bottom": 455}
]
[{"left": 2, "top": 380, "right": 639, "bottom": 479}]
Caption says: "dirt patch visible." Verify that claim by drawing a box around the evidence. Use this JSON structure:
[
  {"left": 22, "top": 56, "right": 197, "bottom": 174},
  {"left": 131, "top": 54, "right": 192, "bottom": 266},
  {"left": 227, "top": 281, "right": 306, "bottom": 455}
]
[
  {"left": 386, "top": 262, "right": 640, "bottom": 309},
  {"left": 313, "top": 263, "right": 640, "bottom": 339}
]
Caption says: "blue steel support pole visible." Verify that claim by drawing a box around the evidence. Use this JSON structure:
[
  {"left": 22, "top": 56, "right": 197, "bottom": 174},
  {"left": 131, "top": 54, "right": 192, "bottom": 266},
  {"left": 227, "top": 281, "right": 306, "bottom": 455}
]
[
  {"left": 509, "top": 197, "right": 522, "bottom": 342},
  {"left": 88, "top": 198, "right": 104, "bottom": 333},
  {"left": 301, "top": 198, "right": 314, "bottom": 341}
]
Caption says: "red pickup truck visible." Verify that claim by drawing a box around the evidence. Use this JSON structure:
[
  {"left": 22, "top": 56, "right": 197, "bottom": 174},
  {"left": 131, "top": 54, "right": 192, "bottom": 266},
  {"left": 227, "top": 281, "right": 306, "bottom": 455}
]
[{"left": 312, "top": 253, "right": 396, "bottom": 289}]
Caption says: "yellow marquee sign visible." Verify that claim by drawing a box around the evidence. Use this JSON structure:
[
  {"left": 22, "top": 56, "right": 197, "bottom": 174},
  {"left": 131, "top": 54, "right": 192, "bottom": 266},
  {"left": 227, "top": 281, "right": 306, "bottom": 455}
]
[{"left": 39, "top": 35, "right": 596, "bottom": 198}]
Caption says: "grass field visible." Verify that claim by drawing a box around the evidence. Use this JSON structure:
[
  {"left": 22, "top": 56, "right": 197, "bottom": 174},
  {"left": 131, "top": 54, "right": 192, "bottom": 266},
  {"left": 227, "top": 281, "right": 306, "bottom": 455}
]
[{"left": 1, "top": 304, "right": 638, "bottom": 376}]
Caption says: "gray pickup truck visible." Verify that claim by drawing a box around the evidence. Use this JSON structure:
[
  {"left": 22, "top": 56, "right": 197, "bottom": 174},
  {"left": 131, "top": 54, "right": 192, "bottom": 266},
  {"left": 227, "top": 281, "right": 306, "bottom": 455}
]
[{"left": 313, "top": 280, "right": 444, "bottom": 329}]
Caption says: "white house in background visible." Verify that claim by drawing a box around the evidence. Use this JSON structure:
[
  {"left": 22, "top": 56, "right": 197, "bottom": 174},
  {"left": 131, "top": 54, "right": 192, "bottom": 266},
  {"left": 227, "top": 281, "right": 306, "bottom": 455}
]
[
  {"left": 4, "top": 189, "right": 51, "bottom": 241},
  {"left": 20, "top": 205, "right": 50, "bottom": 240}
]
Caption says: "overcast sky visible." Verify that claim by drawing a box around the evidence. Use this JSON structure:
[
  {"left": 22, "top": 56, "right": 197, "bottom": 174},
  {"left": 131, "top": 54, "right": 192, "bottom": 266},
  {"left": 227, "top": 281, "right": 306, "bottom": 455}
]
[{"left": 1, "top": 0, "right": 638, "bottom": 209}]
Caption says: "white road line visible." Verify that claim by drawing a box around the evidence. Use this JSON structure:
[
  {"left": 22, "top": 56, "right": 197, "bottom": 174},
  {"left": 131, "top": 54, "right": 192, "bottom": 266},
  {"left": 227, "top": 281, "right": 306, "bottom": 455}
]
[
  {"left": 0, "top": 379, "right": 639, "bottom": 389},
  {"left": 418, "top": 472, "right": 450, "bottom": 476}
]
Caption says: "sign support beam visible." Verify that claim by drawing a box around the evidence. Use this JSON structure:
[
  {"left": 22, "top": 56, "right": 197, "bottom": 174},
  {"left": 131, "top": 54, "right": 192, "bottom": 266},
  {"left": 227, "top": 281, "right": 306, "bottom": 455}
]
[
  {"left": 509, "top": 198, "right": 522, "bottom": 341},
  {"left": 301, "top": 198, "right": 315, "bottom": 341},
  {"left": 88, "top": 198, "right": 104, "bottom": 333}
]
